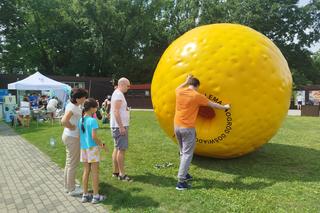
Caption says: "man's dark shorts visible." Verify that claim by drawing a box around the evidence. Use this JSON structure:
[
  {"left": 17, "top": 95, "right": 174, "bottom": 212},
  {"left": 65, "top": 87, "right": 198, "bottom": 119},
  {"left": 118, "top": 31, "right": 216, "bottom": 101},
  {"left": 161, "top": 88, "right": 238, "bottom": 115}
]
[{"left": 111, "top": 127, "right": 129, "bottom": 150}]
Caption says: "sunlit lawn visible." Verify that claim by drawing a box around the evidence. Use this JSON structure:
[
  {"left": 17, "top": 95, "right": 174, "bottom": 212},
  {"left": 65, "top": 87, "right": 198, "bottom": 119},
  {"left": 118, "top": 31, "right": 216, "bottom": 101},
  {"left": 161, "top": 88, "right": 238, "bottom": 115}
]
[{"left": 13, "top": 112, "right": 320, "bottom": 213}]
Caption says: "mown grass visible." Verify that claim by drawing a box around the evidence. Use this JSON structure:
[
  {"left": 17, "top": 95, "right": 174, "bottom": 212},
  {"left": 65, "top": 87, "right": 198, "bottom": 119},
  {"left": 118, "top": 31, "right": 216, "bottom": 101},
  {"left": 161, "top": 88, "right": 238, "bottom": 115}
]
[{"left": 13, "top": 112, "right": 320, "bottom": 213}]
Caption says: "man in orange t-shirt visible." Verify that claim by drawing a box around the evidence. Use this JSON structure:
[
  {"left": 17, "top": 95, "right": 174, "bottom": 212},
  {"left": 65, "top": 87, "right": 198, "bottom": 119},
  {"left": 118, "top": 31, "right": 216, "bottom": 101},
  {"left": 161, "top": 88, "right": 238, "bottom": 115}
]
[{"left": 174, "top": 75, "right": 230, "bottom": 190}]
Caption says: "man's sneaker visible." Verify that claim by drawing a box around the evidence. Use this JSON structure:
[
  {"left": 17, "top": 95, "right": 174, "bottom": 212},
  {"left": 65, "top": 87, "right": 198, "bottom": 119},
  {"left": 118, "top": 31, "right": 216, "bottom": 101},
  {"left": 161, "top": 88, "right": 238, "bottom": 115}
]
[
  {"left": 118, "top": 175, "right": 132, "bottom": 182},
  {"left": 185, "top": 173, "right": 193, "bottom": 181},
  {"left": 81, "top": 194, "right": 92, "bottom": 203},
  {"left": 91, "top": 194, "right": 106, "bottom": 204},
  {"left": 112, "top": 173, "right": 119, "bottom": 178},
  {"left": 68, "top": 185, "right": 83, "bottom": 196},
  {"left": 176, "top": 182, "right": 191, "bottom": 190}
]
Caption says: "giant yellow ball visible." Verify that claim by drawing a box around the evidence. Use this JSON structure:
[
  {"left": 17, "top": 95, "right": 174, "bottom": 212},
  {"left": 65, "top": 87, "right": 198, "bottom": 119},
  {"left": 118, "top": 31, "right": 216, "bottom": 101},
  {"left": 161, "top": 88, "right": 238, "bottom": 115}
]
[{"left": 151, "top": 23, "right": 292, "bottom": 158}]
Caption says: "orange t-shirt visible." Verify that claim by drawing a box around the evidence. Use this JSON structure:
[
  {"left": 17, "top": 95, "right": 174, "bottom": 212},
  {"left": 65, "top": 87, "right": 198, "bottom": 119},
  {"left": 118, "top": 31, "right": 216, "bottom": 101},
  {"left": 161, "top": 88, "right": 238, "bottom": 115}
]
[{"left": 174, "top": 87, "right": 209, "bottom": 128}]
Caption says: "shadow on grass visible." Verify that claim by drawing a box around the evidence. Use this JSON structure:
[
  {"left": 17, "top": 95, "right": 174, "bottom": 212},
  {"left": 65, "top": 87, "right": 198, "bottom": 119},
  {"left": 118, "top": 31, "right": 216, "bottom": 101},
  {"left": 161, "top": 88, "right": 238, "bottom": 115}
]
[
  {"left": 131, "top": 143, "right": 320, "bottom": 191},
  {"left": 193, "top": 143, "right": 320, "bottom": 183},
  {"left": 132, "top": 172, "right": 176, "bottom": 187},
  {"left": 131, "top": 172, "right": 273, "bottom": 191},
  {"left": 99, "top": 182, "right": 159, "bottom": 211}
]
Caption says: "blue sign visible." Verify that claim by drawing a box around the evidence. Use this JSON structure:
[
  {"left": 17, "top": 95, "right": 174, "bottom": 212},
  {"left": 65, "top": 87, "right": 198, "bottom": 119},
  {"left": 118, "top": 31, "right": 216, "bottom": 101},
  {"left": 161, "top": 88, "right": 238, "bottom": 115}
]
[{"left": 0, "top": 89, "right": 9, "bottom": 102}]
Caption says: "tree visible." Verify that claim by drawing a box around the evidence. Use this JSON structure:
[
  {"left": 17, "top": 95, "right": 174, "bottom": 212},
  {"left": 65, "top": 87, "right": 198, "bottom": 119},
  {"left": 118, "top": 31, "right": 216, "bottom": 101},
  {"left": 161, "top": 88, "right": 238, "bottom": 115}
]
[{"left": 0, "top": 0, "right": 319, "bottom": 84}]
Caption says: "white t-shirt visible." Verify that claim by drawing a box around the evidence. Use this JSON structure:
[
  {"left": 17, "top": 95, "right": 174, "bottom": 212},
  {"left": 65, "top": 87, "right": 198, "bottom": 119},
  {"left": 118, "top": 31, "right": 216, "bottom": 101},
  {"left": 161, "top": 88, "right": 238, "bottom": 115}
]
[
  {"left": 110, "top": 89, "right": 129, "bottom": 128},
  {"left": 47, "top": 99, "right": 58, "bottom": 112},
  {"left": 20, "top": 101, "right": 30, "bottom": 116},
  {"left": 63, "top": 102, "right": 82, "bottom": 138}
]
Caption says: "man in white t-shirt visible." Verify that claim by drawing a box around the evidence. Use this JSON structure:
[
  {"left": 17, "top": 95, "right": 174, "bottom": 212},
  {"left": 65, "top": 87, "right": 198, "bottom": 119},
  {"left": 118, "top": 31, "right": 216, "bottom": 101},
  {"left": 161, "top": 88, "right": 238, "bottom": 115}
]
[
  {"left": 47, "top": 97, "right": 59, "bottom": 113},
  {"left": 110, "top": 77, "right": 132, "bottom": 181},
  {"left": 46, "top": 97, "right": 59, "bottom": 123}
]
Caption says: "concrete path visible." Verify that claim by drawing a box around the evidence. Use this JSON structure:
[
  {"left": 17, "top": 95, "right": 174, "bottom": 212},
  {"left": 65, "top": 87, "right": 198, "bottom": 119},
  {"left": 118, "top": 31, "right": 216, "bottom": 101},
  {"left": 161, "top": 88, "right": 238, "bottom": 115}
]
[
  {"left": 288, "top": 109, "right": 301, "bottom": 116},
  {"left": 0, "top": 123, "right": 107, "bottom": 213}
]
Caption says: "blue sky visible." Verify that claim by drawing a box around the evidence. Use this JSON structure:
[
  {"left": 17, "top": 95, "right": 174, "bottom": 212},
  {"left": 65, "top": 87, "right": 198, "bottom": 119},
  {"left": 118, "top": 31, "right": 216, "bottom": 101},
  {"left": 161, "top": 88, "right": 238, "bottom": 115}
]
[{"left": 298, "top": 0, "right": 319, "bottom": 52}]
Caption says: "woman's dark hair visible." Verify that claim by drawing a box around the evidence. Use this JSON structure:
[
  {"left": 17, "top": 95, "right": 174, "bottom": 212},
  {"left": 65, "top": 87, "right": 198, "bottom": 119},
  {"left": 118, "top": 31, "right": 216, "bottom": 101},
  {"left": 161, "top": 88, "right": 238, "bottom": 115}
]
[
  {"left": 71, "top": 88, "right": 88, "bottom": 104},
  {"left": 23, "top": 96, "right": 29, "bottom": 102},
  {"left": 188, "top": 77, "right": 200, "bottom": 87},
  {"left": 81, "top": 98, "right": 98, "bottom": 133}
]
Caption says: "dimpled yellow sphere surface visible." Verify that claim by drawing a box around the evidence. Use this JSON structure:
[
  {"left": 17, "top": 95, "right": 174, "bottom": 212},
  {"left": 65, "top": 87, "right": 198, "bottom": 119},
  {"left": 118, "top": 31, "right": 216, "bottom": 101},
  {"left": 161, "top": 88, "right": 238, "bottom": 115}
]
[{"left": 151, "top": 23, "right": 292, "bottom": 159}]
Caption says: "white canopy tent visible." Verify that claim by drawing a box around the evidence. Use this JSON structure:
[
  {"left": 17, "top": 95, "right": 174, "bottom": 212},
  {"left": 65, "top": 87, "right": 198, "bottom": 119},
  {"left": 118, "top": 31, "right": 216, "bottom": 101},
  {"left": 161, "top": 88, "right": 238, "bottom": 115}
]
[
  {"left": 8, "top": 72, "right": 70, "bottom": 91},
  {"left": 8, "top": 72, "right": 71, "bottom": 108}
]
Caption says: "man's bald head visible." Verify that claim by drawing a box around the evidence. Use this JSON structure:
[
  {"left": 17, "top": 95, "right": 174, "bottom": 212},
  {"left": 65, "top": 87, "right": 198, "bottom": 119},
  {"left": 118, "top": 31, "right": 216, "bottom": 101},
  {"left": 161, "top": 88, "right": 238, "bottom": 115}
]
[
  {"left": 117, "top": 77, "right": 130, "bottom": 93},
  {"left": 118, "top": 78, "right": 130, "bottom": 86}
]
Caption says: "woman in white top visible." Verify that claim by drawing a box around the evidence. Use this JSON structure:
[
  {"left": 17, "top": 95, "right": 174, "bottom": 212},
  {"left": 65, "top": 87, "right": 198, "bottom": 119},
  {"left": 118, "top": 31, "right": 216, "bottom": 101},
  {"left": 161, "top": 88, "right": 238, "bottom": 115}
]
[
  {"left": 18, "top": 96, "right": 31, "bottom": 127},
  {"left": 61, "top": 88, "right": 88, "bottom": 196}
]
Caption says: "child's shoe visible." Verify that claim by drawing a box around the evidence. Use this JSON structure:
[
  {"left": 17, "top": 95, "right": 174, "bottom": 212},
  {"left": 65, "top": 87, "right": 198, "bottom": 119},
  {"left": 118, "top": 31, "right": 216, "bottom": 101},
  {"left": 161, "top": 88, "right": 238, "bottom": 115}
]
[
  {"left": 91, "top": 194, "right": 106, "bottom": 204},
  {"left": 81, "top": 194, "right": 92, "bottom": 203}
]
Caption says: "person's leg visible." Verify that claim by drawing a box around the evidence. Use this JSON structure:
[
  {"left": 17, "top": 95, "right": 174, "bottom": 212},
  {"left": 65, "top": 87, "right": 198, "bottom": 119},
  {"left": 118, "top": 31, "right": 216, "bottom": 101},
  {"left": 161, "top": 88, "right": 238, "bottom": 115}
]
[
  {"left": 62, "top": 134, "right": 69, "bottom": 192},
  {"left": 175, "top": 127, "right": 183, "bottom": 156},
  {"left": 82, "top": 162, "right": 90, "bottom": 194},
  {"left": 51, "top": 112, "right": 54, "bottom": 125},
  {"left": 111, "top": 127, "right": 121, "bottom": 176},
  {"left": 177, "top": 128, "right": 196, "bottom": 182},
  {"left": 91, "top": 162, "right": 99, "bottom": 195},
  {"left": 116, "top": 129, "right": 129, "bottom": 179},
  {"left": 17, "top": 115, "right": 23, "bottom": 126},
  {"left": 112, "top": 148, "right": 119, "bottom": 175},
  {"left": 64, "top": 136, "right": 80, "bottom": 192},
  {"left": 117, "top": 150, "right": 125, "bottom": 176},
  {"left": 25, "top": 115, "right": 30, "bottom": 127}
]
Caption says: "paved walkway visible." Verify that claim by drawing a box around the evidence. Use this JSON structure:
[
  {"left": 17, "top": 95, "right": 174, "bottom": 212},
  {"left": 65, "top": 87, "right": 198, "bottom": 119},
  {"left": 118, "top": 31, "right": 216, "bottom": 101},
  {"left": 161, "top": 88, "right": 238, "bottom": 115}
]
[
  {"left": 288, "top": 109, "right": 301, "bottom": 116},
  {"left": 0, "top": 123, "right": 107, "bottom": 213}
]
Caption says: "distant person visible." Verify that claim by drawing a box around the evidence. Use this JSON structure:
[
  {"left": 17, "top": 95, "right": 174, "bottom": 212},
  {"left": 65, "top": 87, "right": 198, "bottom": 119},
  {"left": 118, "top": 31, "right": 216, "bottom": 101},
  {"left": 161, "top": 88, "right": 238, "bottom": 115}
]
[
  {"left": 297, "top": 95, "right": 303, "bottom": 110},
  {"left": 174, "top": 75, "right": 231, "bottom": 190},
  {"left": 110, "top": 78, "right": 132, "bottom": 181},
  {"left": 79, "top": 98, "right": 107, "bottom": 204},
  {"left": 47, "top": 97, "right": 59, "bottom": 119},
  {"left": 17, "top": 96, "right": 31, "bottom": 127},
  {"left": 92, "top": 99, "right": 102, "bottom": 120},
  {"left": 38, "top": 95, "right": 48, "bottom": 110},
  {"left": 61, "top": 88, "right": 88, "bottom": 196},
  {"left": 101, "top": 98, "right": 111, "bottom": 124},
  {"left": 29, "top": 93, "right": 39, "bottom": 109}
]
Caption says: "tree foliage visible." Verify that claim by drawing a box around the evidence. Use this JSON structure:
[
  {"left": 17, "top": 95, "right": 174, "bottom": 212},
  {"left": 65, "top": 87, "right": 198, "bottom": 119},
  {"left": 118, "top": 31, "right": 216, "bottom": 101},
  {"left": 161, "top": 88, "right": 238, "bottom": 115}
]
[{"left": 0, "top": 0, "right": 319, "bottom": 84}]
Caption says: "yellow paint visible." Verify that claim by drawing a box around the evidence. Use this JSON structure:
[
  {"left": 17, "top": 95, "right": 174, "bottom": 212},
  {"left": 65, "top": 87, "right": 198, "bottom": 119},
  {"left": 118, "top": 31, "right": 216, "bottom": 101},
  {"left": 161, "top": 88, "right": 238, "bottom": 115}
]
[{"left": 151, "top": 24, "right": 292, "bottom": 158}]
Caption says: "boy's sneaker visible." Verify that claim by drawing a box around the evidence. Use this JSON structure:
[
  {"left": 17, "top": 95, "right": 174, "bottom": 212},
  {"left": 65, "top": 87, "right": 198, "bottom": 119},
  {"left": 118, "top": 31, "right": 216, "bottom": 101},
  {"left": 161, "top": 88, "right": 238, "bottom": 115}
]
[
  {"left": 91, "top": 195, "right": 106, "bottom": 204},
  {"left": 185, "top": 173, "right": 193, "bottom": 181},
  {"left": 68, "top": 185, "right": 83, "bottom": 197},
  {"left": 112, "top": 173, "right": 119, "bottom": 178},
  {"left": 118, "top": 175, "right": 132, "bottom": 182},
  {"left": 81, "top": 194, "right": 92, "bottom": 203},
  {"left": 176, "top": 182, "right": 191, "bottom": 190}
]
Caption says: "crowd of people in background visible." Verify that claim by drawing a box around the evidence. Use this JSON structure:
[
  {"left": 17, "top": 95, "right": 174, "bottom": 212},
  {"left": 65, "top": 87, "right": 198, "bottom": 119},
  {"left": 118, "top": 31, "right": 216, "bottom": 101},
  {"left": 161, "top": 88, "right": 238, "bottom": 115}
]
[{"left": 15, "top": 94, "right": 61, "bottom": 127}]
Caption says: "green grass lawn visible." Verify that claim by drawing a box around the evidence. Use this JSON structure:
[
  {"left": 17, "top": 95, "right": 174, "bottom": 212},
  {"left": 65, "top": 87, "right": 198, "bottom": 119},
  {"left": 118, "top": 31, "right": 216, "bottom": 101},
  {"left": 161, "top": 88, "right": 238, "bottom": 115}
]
[{"left": 13, "top": 112, "right": 320, "bottom": 213}]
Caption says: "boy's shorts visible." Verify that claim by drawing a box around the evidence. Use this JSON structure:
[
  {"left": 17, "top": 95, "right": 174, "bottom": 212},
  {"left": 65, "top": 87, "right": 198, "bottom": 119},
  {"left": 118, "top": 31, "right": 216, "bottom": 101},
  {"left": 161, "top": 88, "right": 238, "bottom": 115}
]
[
  {"left": 111, "top": 127, "right": 129, "bottom": 150},
  {"left": 80, "top": 146, "right": 100, "bottom": 163}
]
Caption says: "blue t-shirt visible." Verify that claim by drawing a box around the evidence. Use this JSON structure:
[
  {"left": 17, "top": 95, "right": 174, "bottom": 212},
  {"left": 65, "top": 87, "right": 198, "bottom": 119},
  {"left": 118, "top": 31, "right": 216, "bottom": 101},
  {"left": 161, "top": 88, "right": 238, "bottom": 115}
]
[
  {"left": 29, "top": 95, "right": 38, "bottom": 108},
  {"left": 78, "top": 116, "right": 99, "bottom": 149}
]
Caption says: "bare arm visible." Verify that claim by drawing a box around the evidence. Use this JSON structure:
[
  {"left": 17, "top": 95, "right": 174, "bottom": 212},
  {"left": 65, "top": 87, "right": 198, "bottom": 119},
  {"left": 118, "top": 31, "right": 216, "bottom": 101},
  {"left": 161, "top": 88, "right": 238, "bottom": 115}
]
[
  {"left": 113, "top": 100, "right": 126, "bottom": 135},
  {"left": 92, "top": 129, "right": 103, "bottom": 146},
  {"left": 92, "top": 129, "right": 108, "bottom": 152},
  {"left": 208, "top": 101, "right": 231, "bottom": 110},
  {"left": 176, "top": 74, "right": 193, "bottom": 90},
  {"left": 61, "top": 111, "right": 76, "bottom": 130}
]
